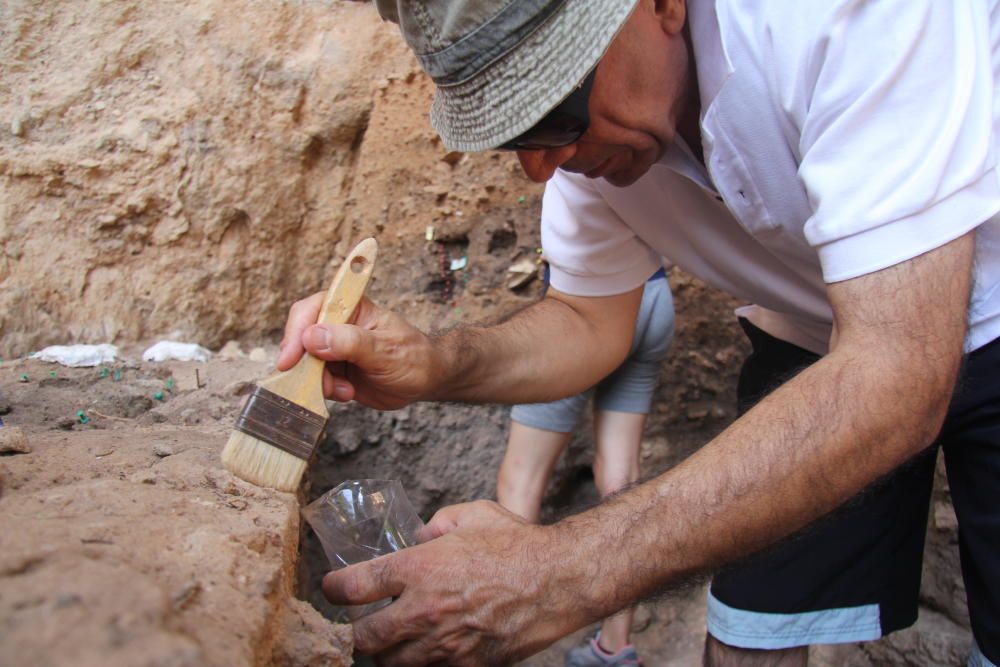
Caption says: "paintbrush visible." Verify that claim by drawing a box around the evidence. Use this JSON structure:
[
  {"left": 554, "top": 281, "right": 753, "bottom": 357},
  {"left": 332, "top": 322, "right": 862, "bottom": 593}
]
[{"left": 221, "top": 238, "right": 378, "bottom": 491}]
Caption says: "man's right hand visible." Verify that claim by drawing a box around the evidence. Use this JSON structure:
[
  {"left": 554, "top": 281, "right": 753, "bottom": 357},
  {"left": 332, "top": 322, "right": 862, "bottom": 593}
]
[
  {"left": 277, "top": 283, "right": 641, "bottom": 408},
  {"left": 277, "top": 293, "right": 438, "bottom": 410}
]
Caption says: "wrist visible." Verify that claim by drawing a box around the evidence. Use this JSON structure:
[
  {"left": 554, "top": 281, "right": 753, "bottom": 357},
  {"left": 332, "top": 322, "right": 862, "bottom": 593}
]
[{"left": 424, "top": 328, "right": 475, "bottom": 402}]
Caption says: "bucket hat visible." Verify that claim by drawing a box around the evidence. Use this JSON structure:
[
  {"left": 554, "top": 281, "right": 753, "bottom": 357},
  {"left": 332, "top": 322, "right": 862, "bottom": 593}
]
[{"left": 374, "top": 0, "right": 639, "bottom": 152}]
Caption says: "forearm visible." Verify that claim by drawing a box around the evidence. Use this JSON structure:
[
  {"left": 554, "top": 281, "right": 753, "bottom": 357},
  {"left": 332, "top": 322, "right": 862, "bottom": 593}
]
[
  {"left": 558, "top": 347, "right": 951, "bottom": 620},
  {"left": 428, "top": 288, "right": 642, "bottom": 404},
  {"left": 548, "top": 236, "right": 973, "bottom": 624}
]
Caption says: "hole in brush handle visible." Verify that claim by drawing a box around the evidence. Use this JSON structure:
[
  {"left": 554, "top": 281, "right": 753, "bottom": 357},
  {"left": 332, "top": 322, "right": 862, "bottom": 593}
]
[{"left": 350, "top": 256, "right": 367, "bottom": 274}]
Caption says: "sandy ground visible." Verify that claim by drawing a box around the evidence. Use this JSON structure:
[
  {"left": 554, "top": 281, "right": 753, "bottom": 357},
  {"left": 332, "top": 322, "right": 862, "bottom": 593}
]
[{"left": 0, "top": 348, "right": 351, "bottom": 667}]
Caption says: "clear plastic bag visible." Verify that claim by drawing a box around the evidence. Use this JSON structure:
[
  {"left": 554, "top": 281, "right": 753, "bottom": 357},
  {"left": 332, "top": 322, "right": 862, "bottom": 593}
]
[{"left": 302, "top": 479, "right": 423, "bottom": 619}]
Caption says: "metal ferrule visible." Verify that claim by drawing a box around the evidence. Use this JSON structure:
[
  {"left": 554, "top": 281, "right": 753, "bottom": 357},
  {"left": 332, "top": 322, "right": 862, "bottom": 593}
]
[{"left": 234, "top": 386, "right": 327, "bottom": 461}]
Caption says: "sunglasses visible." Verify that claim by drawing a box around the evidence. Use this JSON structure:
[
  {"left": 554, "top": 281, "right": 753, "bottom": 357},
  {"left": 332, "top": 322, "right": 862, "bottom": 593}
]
[{"left": 497, "top": 68, "right": 597, "bottom": 151}]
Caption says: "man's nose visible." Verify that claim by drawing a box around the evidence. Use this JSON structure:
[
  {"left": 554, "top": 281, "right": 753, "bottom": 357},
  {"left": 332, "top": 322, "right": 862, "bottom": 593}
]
[{"left": 516, "top": 145, "right": 578, "bottom": 183}]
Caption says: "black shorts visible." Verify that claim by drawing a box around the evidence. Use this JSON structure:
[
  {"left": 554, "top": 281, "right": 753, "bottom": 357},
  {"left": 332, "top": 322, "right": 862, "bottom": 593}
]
[{"left": 706, "top": 319, "right": 1000, "bottom": 666}]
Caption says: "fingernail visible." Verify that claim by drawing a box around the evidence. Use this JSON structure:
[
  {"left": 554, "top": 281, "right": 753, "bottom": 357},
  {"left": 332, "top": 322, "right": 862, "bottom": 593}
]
[{"left": 306, "top": 325, "right": 332, "bottom": 353}]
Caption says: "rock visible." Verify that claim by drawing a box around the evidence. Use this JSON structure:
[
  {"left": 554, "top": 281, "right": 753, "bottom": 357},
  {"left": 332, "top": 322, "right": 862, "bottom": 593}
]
[
  {"left": 125, "top": 395, "right": 154, "bottom": 418},
  {"left": 271, "top": 598, "right": 352, "bottom": 667},
  {"left": 171, "top": 581, "right": 202, "bottom": 611},
  {"left": 224, "top": 380, "right": 254, "bottom": 396},
  {"left": 933, "top": 500, "right": 959, "bottom": 533},
  {"left": 506, "top": 271, "right": 536, "bottom": 290},
  {"left": 218, "top": 341, "right": 245, "bottom": 360},
  {"left": 0, "top": 427, "right": 30, "bottom": 454},
  {"left": 248, "top": 347, "right": 270, "bottom": 363},
  {"left": 54, "top": 593, "right": 83, "bottom": 609},
  {"left": 631, "top": 604, "right": 653, "bottom": 634},
  {"left": 179, "top": 408, "right": 201, "bottom": 425},
  {"left": 152, "top": 442, "right": 175, "bottom": 457},
  {"left": 506, "top": 258, "right": 539, "bottom": 291}
]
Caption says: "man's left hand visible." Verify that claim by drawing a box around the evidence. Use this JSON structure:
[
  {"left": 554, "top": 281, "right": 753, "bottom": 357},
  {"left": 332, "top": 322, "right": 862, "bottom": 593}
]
[{"left": 322, "top": 501, "right": 589, "bottom": 666}]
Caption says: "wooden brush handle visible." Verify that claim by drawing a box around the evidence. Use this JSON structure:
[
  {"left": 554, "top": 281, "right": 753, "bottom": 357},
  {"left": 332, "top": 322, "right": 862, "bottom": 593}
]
[
  {"left": 314, "top": 237, "right": 379, "bottom": 328},
  {"left": 263, "top": 238, "right": 378, "bottom": 414}
]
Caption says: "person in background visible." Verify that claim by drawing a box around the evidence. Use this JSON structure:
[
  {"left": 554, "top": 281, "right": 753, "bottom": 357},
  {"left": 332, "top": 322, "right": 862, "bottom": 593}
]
[{"left": 498, "top": 264, "right": 673, "bottom": 667}]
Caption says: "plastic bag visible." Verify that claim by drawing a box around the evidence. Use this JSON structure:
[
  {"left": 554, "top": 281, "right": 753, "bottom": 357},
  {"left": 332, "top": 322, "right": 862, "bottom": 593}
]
[{"left": 302, "top": 479, "right": 423, "bottom": 619}]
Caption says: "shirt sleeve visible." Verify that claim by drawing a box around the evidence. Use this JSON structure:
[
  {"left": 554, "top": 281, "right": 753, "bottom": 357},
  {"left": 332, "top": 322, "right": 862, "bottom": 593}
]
[
  {"left": 541, "top": 170, "right": 662, "bottom": 297},
  {"left": 797, "top": 0, "right": 1000, "bottom": 283}
]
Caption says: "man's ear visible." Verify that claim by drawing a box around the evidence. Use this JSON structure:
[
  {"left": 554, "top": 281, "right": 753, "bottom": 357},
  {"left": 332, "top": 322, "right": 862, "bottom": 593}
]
[{"left": 654, "top": 0, "right": 686, "bottom": 35}]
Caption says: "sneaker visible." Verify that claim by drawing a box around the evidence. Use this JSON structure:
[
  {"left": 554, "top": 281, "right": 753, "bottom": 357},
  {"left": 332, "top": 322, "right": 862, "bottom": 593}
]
[{"left": 564, "top": 633, "right": 643, "bottom": 667}]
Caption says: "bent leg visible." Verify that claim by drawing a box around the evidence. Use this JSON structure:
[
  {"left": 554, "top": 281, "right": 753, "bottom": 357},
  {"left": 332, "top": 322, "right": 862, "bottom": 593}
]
[
  {"left": 704, "top": 635, "right": 807, "bottom": 667},
  {"left": 497, "top": 420, "right": 572, "bottom": 523},
  {"left": 591, "top": 409, "right": 647, "bottom": 653}
]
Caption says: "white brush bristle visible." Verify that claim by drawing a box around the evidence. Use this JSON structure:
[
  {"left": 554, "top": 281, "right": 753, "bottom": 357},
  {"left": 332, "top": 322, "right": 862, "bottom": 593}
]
[{"left": 221, "top": 430, "right": 308, "bottom": 492}]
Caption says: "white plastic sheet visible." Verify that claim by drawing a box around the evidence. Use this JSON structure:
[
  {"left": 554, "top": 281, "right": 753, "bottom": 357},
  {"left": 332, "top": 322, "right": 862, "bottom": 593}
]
[
  {"left": 31, "top": 344, "right": 119, "bottom": 367},
  {"left": 141, "top": 341, "right": 212, "bottom": 363}
]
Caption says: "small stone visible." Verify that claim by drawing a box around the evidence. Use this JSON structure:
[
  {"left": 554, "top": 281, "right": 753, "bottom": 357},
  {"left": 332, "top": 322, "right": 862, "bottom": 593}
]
[
  {"left": 218, "top": 340, "right": 245, "bottom": 360},
  {"left": 56, "top": 417, "right": 76, "bottom": 431},
  {"left": 126, "top": 395, "right": 153, "bottom": 417},
  {"left": 171, "top": 582, "right": 201, "bottom": 611},
  {"left": 506, "top": 271, "right": 536, "bottom": 291},
  {"left": 685, "top": 406, "right": 710, "bottom": 420},
  {"left": 10, "top": 116, "right": 24, "bottom": 137},
  {"left": 226, "top": 498, "right": 249, "bottom": 511},
  {"left": 441, "top": 151, "right": 463, "bottom": 166},
  {"left": 152, "top": 442, "right": 175, "bottom": 457},
  {"left": 631, "top": 604, "right": 653, "bottom": 634},
  {"left": 0, "top": 427, "right": 31, "bottom": 454},
  {"left": 179, "top": 408, "right": 200, "bottom": 425},
  {"left": 248, "top": 347, "right": 269, "bottom": 363},
  {"left": 54, "top": 593, "right": 83, "bottom": 609},
  {"left": 224, "top": 380, "right": 254, "bottom": 396},
  {"left": 933, "top": 501, "right": 959, "bottom": 532}
]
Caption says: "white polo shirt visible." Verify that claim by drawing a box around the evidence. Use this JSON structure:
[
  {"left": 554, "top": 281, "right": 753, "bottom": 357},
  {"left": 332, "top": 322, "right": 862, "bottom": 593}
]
[{"left": 542, "top": 0, "right": 1000, "bottom": 354}]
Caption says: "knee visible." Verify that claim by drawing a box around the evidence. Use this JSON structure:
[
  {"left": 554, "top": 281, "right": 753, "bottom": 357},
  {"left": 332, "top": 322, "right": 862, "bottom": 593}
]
[
  {"left": 703, "top": 634, "right": 808, "bottom": 667},
  {"left": 592, "top": 454, "right": 638, "bottom": 498}
]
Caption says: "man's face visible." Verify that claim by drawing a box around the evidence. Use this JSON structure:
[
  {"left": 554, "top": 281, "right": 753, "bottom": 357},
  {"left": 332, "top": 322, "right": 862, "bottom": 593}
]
[{"left": 516, "top": 0, "right": 692, "bottom": 187}]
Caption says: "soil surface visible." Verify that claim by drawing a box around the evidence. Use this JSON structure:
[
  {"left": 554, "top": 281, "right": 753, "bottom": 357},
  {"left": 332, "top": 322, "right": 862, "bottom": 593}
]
[{"left": 0, "top": 349, "right": 351, "bottom": 667}]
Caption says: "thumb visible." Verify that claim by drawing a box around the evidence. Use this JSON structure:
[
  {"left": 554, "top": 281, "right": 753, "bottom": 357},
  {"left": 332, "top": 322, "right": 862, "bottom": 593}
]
[
  {"left": 418, "top": 500, "right": 497, "bottom": 543},
  {"left": 302, "top": 323, "right": 375, "bottom": 364}
]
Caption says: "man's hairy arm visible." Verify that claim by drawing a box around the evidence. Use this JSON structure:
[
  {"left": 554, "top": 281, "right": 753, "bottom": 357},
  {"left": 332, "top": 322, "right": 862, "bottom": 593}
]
[
  {"left": 428, "top": 286, "right": 643, "bottom": 403},
  {"left": 279, "top": 283, "right": 643, "bottom": 408},
  {"left": 554, "top": 233, "right": 974, "bottom": 618},
  {"left": 323, "top": 234, "right": 974, "bottom": 665}
]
